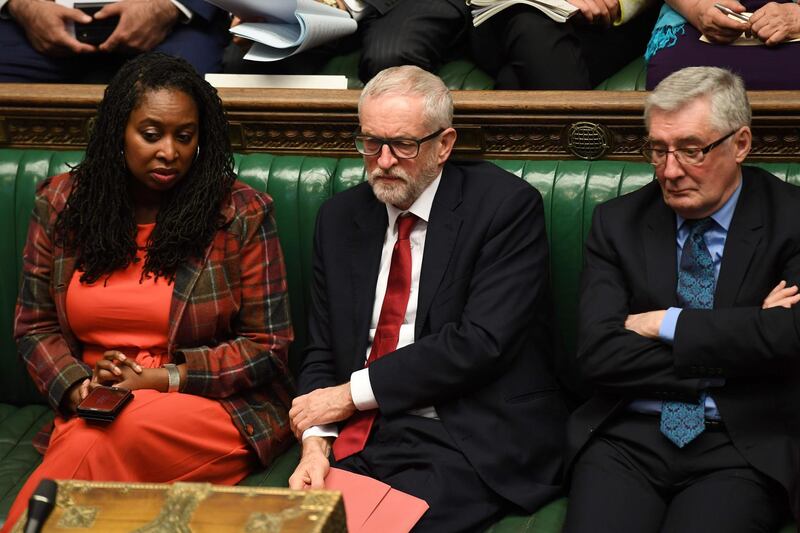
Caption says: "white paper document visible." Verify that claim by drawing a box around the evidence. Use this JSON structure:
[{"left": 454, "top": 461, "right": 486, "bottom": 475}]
[
  {"left": 205, "top": 0, "right": 357, "bottom": 61},
  {"left": 468, "top": 0, "right": 579, "bottom": 25}
]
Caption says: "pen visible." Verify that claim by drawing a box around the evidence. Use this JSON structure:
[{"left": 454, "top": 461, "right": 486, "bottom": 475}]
[{"left": 713, "top": 3, "right": 750, "bottom": 22}]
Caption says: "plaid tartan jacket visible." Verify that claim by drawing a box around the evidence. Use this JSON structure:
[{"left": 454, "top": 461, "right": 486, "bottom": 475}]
[{"left": 14, "top": 173, "right": 295, "bottom": 466}]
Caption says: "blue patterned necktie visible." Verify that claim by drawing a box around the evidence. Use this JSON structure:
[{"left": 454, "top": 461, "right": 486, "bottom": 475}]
[{"left": 660, "top": 217, "right": 715, "bottom": 448}]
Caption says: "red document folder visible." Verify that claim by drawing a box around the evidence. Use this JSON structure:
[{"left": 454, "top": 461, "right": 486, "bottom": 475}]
[{"left": 323, "top": 467, "right": 429, "bottom": 532}]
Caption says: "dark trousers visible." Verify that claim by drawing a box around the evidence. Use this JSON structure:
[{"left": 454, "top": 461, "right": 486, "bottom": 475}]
[
  {"left": 469, "top": 5, "right": 658, "bottom": 89},
  {"left": 0, "top": 13, "right": 229, "bottom": 83},
  {"left": 224, "top": 0, "right": 468, "bottom": 84},
  {"left": 565, "top": 413, "right": 790, "bottom": 533},
  {"left": 333, "top": 414, "right": 510, "bottom": 533}
]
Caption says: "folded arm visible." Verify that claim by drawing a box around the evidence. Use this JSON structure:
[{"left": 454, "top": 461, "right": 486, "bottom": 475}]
[{"left": 576, "top": 205, "right": 704, "bottom": 399}]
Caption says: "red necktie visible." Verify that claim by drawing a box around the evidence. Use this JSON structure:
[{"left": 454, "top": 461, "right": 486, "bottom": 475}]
[{"left": 332, "top": 214, "right": 418, "bottom": 461}]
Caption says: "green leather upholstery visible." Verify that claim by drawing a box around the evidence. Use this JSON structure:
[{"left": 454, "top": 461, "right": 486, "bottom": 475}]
[
  {"left": 594, "top": 57, "right": 648, "bottom": 91},
  {"left": 318, "top": 49, "right": 646, "bottom": 91},
  {"left": 319, "top": 50, "right": 496, "bottom": 90},
  {"left": 1, "top": 148, "right": 798, "bottom": 532}
]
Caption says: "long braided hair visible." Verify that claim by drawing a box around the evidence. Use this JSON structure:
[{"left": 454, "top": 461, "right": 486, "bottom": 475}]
[{"left": 55, "top": 52, "right": 235, "bottom": 283}]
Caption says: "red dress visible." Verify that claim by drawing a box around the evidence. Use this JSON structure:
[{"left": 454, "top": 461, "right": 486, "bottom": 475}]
[{"left": 3, "top": 224, "right": 255, "bottom": 532}]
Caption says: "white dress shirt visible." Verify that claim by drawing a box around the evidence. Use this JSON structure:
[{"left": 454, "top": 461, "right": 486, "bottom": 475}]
[{"left": 303, "top": 173, "right": 442, "bottom": 440}]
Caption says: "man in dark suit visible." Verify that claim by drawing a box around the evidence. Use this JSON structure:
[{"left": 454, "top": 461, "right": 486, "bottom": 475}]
[
  {"left": 227, "top": 0, "right": 469, "bottom": 85},
  {"left": 0, "top": 0, "right": 228, "bottom": 82},
  {"left": 348, "top": 0, "right": 469, "bottom": 83},
  {"left": 565, "top": 66, "right": 800, "bottom": 532},
  {"left": 287, "top": 64, "right": 566, "bottom": 531}
]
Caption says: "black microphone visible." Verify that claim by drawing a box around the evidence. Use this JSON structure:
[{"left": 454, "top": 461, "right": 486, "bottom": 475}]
[{"left": 23, "top": 479, "right": 57, "bottom": 533}]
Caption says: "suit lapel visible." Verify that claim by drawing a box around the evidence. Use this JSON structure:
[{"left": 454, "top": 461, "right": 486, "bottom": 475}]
[
  {"left": 715, "top": 174, "right": 763, "bottom": 308},
  {"left": 167, "top": 196, "right": 236, "bottom": 352},
  {"left": 52, "top": 249, "right": 80, "bottom": 354},
  {"left": 349, "top": 198, "right": 387, "bottom": 371},
  {"left": 416, "top": 166, "right": 463, "bottom": 337},
  {"left": 644, "top": 199, "right": 679, "bottom": 308}
]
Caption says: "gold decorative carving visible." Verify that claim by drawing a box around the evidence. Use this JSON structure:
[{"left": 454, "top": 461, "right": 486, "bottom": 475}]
[
  {"left": 243, "top": 508, "right": 308, "bottom": 532},
  {"left": 55, "top": 480, "right": 100, "bottom": 529},
  {"left": 5, "top": 116, "right": 90, "bottom": 146},
  {"left": 238, "top": 122, "right": 356, "bottom": 152},
  {"left": 132, "top": 482, "right": 212, "bottom": 533}
]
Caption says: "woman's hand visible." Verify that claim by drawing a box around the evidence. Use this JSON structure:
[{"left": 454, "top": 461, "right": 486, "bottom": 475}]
[
  {"left": 63, "top": 378, "right": 90, "bottom": 413},
  {"left": 749, "top": 2, "right": 800, "bottom": 45},
  {"left": 569, "top": 0, "right": 620, "bottom": 26},
  {"left": 692, "top": 0, "right": 749, "bottom": 43},
  {"left": 90, "top": 350, "right": 143, "bottom": 389}
]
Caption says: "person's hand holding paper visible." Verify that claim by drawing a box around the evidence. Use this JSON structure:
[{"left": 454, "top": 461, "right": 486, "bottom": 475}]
[{"left": 749, "top": 2, "right": 800, "bottom": 45}]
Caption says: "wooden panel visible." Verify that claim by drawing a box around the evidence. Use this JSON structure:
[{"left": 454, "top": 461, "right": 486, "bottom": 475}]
[
  {"left": 9, "top": 480, "right": 345, "bottom": 533},
  {"left": 0, "top": 84, "right": 798, "bottom": 161}
]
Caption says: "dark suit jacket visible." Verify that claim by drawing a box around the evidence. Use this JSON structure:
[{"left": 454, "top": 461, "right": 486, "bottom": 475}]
[
  {"left": 298, "top": 160, "right": 566, "bottom": 512},
  {"left": 569, "top": 165, "right": 800, "bottom": 516}
]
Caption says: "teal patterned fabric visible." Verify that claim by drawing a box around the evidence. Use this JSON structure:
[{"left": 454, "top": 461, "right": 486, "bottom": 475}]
[{"left": 660, "top": 218, "right": 715, "bottom": 448}]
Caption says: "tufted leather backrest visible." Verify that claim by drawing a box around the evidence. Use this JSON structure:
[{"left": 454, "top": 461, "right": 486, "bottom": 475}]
[{"left": 3, "top": 149, "right": 800, "bottom": 405}]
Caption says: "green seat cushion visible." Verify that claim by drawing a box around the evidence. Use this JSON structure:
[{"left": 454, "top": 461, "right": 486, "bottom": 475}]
[
  {"left": 595, "top": 56, "right": 647, "bottom": 91},
  {"left": 319, "top": 50, "right": 494, "bottom": 90},
  {"left": 0, "top": 404, "right": 52, "bottom": 521}
]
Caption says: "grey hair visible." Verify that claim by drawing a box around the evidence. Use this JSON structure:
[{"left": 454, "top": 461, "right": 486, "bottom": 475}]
[
  {"left": 358, "top": 65, "right": 453, "bottom": 130},
  {"left": 645, "top": 67, "right": 751, "bottom": 134}
]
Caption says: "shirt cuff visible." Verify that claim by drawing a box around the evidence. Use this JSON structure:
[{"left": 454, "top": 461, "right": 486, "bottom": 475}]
[
  {"left": 170, "top": 0, "right": 193, "bottom": 22},
  {"left": 350, "top": 368, "right": 378, "bottom": 411},
  {"left": 658, "top": 307, "right": 682, "bottom": 344},
  {"left": 302, "top": 424, "right": 338, "bottom": 440}
]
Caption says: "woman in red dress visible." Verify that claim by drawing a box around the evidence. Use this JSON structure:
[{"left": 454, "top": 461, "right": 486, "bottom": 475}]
[{"left": 4, "top": 52, "right": 294, "bottom": 531}]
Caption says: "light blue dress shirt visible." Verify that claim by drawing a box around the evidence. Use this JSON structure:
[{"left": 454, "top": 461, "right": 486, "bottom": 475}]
[{"left": 629, "top": 180, "right": 742, "bottom": 420}]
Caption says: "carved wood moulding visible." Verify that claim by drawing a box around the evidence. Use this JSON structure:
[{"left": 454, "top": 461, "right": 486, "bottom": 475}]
[{"left": 1, "top": 84, "right": 799, "bottom": 161}]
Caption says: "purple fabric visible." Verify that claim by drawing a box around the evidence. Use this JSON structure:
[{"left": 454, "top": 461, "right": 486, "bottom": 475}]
[{"left": 646, "top": 0, "right": 800, "bottom": 89}]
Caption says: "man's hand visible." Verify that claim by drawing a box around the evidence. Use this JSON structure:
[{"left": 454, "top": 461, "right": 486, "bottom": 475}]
[
  {"left": 749, "top": 2, "right": 800, "bottom": 46},
  {"left": 288, "top": 436, "right": 331, "bottom": 490},
  {"left": 624, "top": 310, "right": 667, "bottom": 339},
  {"left": 568, "top": 0, "right": 620, "bottom": 26},
  {"left": 693, "top": 0, "right": 749, "bottom": 43},
  {"left": 7, "top": 0, "right": 96, "bottom": 56},
  {"left": 95, "top": 0, "right": 179, "bottom": 53},
  {"left": 289, "top": 383, "right": 356, "bottom": 440},
  {"left": 762, "top": 280, "right": 800, "bottom": 309}
]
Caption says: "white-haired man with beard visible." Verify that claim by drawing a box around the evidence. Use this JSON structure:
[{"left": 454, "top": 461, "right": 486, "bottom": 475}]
[{"left": 288, "top": 65, "right": 566, "bottom": 531}]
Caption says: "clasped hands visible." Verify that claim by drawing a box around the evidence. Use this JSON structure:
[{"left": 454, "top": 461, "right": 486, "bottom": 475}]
[
  {"left": 7, "top": 0, "right": 179, "bottom": 56},
  {"left": 697, "top": 0, "right": 800, "bottom": 45},
  {"left": 625, "top": 280, "right": 800, "bottom": 338},
  {"left": 65, "top": 351, "right": 162, "bottom": 413}
]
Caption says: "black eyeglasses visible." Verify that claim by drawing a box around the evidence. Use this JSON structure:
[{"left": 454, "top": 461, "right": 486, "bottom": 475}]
[
  {"left": 354, "top": 128, "right": 445, "bottom": 159},
  {"left": 641, "top": 130, "right": 737, "bottom": 166}
]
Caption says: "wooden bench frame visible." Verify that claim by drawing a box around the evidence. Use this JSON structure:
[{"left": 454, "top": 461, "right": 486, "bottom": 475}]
[{"left": 0, "top": 84, "right": 798, "bottom": 161}]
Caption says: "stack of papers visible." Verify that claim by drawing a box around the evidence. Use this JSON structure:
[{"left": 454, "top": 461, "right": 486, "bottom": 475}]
[
  {"left": 324, "top": 468, "right": 429, "bottom": 532},
  {"left": 205, "top": 0, "right": 357, "bottom": 61},
  {"left": 468, "top": 0, "right": 579, "bottom": 25}
]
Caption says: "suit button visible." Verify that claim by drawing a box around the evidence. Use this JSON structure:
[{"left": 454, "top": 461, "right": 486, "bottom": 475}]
[
  {"left": 245, "top": 424, "right": 254, "bottom": 436},
  {"left": 588, "top": 426, "right": 595, "bottom": 433}
]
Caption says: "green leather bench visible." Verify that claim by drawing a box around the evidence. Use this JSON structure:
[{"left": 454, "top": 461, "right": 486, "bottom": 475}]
[
  {"left": 1, "top": 149, "right": 797, "bottom": 531},
  {"left": 320, "top": 51, "right": 647, "bottom": 91}
]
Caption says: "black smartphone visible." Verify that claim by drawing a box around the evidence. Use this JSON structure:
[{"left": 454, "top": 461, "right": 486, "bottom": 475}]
[
  {"left": 76, "top": 385, "right": 133, "bottom": 423},
  {"left": 74, "top": 3, "right": 119, "bottom": 46}
]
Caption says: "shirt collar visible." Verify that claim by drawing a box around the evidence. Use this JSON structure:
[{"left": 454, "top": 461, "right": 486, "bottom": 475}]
[
  {"left": 385, "top": 171, "right": 442, "bottom": 229},
  {"left": 675, "top": 178, "right": 742, "bottom": 233}
]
